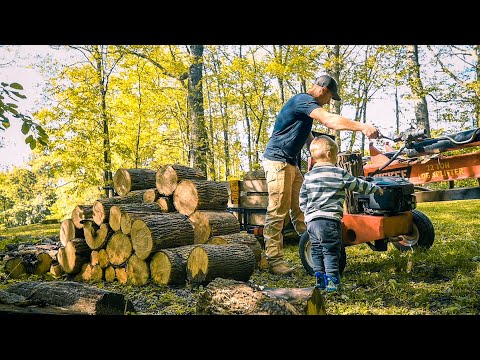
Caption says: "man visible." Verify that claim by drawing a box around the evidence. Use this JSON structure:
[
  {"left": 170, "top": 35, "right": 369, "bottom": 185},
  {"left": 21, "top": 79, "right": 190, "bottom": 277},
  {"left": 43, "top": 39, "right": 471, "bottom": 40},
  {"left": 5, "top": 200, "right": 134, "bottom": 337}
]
[{"left": 262, "top": 74, "right": 380, "bottom": 276}]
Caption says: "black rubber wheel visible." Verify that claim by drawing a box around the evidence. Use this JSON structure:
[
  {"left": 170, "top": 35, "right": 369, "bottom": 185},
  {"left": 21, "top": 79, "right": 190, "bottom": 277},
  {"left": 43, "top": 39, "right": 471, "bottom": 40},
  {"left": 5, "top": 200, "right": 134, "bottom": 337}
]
[
  {"left": 392, "top": 209, "right": 435, "bottom": 252},
  {"left": 298, "top": 231, "right": 346, "bottom": 276}
]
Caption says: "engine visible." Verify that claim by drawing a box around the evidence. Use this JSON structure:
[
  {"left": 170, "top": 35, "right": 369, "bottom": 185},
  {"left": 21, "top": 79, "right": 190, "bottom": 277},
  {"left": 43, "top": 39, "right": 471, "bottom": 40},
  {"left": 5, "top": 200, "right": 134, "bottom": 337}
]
[{"left": 354, "top": 176, "right": 416, "bottom": 215}]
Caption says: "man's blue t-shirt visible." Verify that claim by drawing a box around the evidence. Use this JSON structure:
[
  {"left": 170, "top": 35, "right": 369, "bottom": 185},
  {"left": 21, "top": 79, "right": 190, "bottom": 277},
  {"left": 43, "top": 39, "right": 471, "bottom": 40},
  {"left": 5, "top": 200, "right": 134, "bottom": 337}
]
[{"left": 263, "top": 93, "right": 320, "bottom": 165}]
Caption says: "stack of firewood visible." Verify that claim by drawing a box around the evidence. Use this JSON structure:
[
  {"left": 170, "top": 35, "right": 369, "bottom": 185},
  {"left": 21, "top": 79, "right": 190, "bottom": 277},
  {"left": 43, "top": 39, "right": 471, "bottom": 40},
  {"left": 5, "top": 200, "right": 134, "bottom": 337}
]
[{"left": 55, "top": 164, "right": 263, "bottom": 287}]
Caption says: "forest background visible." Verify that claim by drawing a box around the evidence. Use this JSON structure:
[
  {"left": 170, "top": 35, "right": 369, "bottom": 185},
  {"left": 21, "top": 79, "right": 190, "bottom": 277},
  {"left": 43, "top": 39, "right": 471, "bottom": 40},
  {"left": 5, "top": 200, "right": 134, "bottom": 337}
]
[{"left": 0, "top": 45, "right": 479, "bottom": 228}]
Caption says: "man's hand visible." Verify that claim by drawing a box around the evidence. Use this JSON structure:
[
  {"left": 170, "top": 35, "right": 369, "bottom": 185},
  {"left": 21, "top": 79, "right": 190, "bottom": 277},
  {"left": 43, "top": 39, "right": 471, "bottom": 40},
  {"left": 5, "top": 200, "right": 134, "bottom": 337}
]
[
  {"left": 362, "top": 124, "right": 380, "bottom": 139},
  {"left": 377, "top": 187, "right": 384, "bottom": 195}
]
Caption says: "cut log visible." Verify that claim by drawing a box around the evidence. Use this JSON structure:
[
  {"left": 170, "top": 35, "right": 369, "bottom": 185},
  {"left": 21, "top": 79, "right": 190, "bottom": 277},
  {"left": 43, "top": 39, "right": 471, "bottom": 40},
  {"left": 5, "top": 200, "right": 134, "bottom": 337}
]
[
  {"left": 57, "top": 238, "right": 90, "bottom": 274},
  {"left": 115, "top": 267, "right": 128, "bottom": 285},
  {"left": 4, "top": 250, "right": 56, "bottom": 278},
  {"left": 126, "top": 254, "right": 149, "bottom": 286},
  {"left": 76, "top": 263, "right": 103, "bottom": 283},
  {"left": 94, "top": 200, "right": 163, "bottom": 227},
  {"left": 149, "top": 245, "right": 198, "bottom": 285},
  {"left": 106, "top": 232, "right": 132, "bottom": 266},
  {"left": 83, "top": 221, "right": 113, "bottom": 250},
  {"left": 113, "top": 168, "right": 157, "bottom": 196},
  {"left": 104, "top": 265, "right": 116, "bottom": 282},
  {"left": 4, "top": 257, "right": 27, "bottom": 279},
  {"left": 60, "top": 218, "right": 84, "bottom": 246},
  {"left": 130, "top": 213, "right": 194, "bottom": 260},
  {"left": 49, "top": 261, "right": 64, "bottom": 278},
  {"left": 196, "top": 278, "right": 326, "bottom": 315},
  {"left": 90, "top": 250, "right": 99, "bottom": 266},
  {"left": 143, "top": 188, "right": 160, "bottom": 203},
  {"left": 174, "top": 179, "right": 229, "bottom": 216},
  {"left": 108, "top": 203, "right": 164, "bottom": 232},
  {"left": 157, "top": 196, "right": 175, "bottom": 212},
  {"left": 186, "top": 243, "right": 256, "bottom": 285},
  {"left": 206, "top": 232, "right": 262, "bottom": 265},
  {"left": 188, "top": 210, "right": 241, "bottom": 244},
  {"left": 156, "top": 164, "right": 206, "bottom": 196},
  {"left": 2, "top": 280, "right": 135, "bottom": 315},
  {"left": 71, "top": 205, "right": 93, "bottom": 229},
  {"left": 98, "top": 248, "right": 109, "bottom": 268}
]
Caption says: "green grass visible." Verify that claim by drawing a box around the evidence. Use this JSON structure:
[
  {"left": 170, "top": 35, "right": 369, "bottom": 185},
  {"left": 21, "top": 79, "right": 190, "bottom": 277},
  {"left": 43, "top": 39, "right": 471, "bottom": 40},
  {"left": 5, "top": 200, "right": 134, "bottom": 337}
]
[
  {"left": 1, "top": 199, "right": 479, "bottom": 315},
  {"left": 0, "top": 223, "right": 59, "bottom": 251}
]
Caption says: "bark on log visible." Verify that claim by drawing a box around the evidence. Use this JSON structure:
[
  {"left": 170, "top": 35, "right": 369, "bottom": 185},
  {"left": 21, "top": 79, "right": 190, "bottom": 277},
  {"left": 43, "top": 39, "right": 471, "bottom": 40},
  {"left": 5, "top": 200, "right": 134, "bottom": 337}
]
[
  {"left": 186, "top": 243, "right": 256, "bottom": 285},
  {"left": 155, "top": 164, "right": 206, "bottom": 196},
  {"left": 338, "top": 152, "right": 364, "bottom": 214},
  {"left": 60, "top": 218, "right": 84, "bottom": 246},
  {"left": 1, "top": 280, "right": 135, "bottom": 315},
  {"left": 57, "top": 238, "right": 90, "bottom": 274},
  {"left": 143, "top": 188, "right": 160, "bottom": 203},
  {"left": 188, "top": 210, "right": 241, "bottom": 244},
  {"left": 113, "top": 168, "right": 157, "bottom": 197},
  {"left": 206, "top": 232, "right": 262, "bottom": 265},
  {"left": 108, "top": 203, "right": 164, "bottom": 232},
  {"left": 149, "top": 245, "right": 197, "bottom": 285},
  {"left": 174, "top": 179, "right": 229, "bottom": 216},
  {"left": 4, "top": 249, "right": 57, "bottom": 278},
  {"left": 83, "top": 221, "right": 113, "bottom": 250},
  {"left": 157, "top": 196, "right": 175, "bottom": 212},
  {"left": 106, "top": 232, "right": 132, "bottom": 266},
  {"left": 71, "top": 205, "right": 93, "bottom": 229},
  {"left": 130, "top": 213, "right": 194, "bottom": 260},
  {"left": 196, "top": 278, "right": 326, "bottom": 315},
  {"left": 126, "top": 254, "right": 149, "bottom": 286}
]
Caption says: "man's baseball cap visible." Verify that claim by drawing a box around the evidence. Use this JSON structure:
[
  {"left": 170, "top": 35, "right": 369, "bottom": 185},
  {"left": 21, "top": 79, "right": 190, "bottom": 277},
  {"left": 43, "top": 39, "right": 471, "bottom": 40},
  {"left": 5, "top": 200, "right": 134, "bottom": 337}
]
[{"left": 314, "top": 74, "right": 341, "bottom": 101}]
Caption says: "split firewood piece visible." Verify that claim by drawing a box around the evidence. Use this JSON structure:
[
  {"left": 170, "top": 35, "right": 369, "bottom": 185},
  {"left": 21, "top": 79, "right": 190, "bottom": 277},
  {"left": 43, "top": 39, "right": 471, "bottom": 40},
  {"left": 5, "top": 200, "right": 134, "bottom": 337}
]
[
  {"left": 149, "top": 245, "right": 197, "bottom": 285},
  {"left": 60, "top": 218, "right": 85, "bottom": 246},
  {"left": 186, "top": 243, "right": 256, "bottom": 285},
  {"left": 156, "top": 164, "right": 206, "bottom": 196},
  {"left": 188, "top": 210, "right": 241, "bottom": 244},
  {"left": 83, "top": 220, "right": 113, "bottom": 250},
  {"left": 71, "top": 205, "right": 93, "bottom": 229},
  {"left": 57, "top": 238, "right": 90, "bottom": 274},
  {"left": 130, "top": 213, "right": 194, "bottom": 260},
  {"left": 174, "top": 179, "right": 229, "bottom": 216},
  {"left": 113, "top": 168, "right": 157, "bottom": 197},
  {"left": 196, "top": 277, "right": 326, "bottom": 315}
]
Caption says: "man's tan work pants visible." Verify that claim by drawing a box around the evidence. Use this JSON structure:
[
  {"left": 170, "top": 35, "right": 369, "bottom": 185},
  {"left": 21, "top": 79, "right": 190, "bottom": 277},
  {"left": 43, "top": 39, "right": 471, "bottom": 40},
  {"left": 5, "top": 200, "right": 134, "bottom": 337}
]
[{"left": 262, "top": 159, "right": 306, "bottom": 266}]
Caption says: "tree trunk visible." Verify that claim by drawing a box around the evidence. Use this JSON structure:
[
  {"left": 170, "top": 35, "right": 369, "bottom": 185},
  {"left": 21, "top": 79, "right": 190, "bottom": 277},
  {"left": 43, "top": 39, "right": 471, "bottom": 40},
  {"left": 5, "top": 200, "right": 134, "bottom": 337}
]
[
  {"left": 130, "top": 213, "right": 194, "bottom": 260},
  {"left": 188, "top": 210, "right": 240, "bottom": 244},
  {"left": 71, "top": 205, "right": 94, "bottom": 229},
  {"left": 155, "top": 164, "right": 206, "bottom": 196},
  {"left": 173, "top": 179, "right": 229, "bottom": 216},
  {"left": 186, "top": 243, "right": 256, "bottom": 285},
  {"left": 83, "top": 221, "right": 113, "bottom": 250},
  {"left": 106, "top": 232, "right": 132, "bottom": 266},
  {"left": 196, "top": 278, "right": 326, "bottom": 315},
  {"left": 149, "top": 245, "right": 197, "bottom": 285},
  {"left": 112, "top": 168, "right": 157, "bottom": 196}
]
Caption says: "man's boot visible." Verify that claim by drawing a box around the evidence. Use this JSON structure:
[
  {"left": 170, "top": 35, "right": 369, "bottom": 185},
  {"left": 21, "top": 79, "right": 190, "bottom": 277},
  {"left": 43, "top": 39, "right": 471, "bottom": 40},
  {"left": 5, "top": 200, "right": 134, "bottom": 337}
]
[{"left": 269, "top": 262, "right": 294, "bottom": 276}]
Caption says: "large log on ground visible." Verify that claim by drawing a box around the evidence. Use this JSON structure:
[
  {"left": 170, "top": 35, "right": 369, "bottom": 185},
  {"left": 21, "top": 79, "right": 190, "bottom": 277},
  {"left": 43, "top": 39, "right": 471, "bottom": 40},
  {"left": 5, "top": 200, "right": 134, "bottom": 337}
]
[
  {"left": 71, "top": 205, "right": 93, "bottom": 229},
  {"left": 106, "top": 232, "right": 132, "bottom": 266},
  {"left": 57, "top": 238, "right": 90, "bottom": 274},
  {"left": 1, "top": 281, "right": 135, "bottom": 315},
  {"left": 126, "top": 254, "right": 149, "bottom": 286},
  {"left": 83, "top": 221, "right": 113, "bottom": 250},
  {"left": 206, "top": 232, "right": 262, "bottom": 265},
  {"left": 130, "top": 213, "right": 194, "bottom": 260},
  {"left": 113, "top": 168, "right": 157, "bottom": 196},
  {"left": 60, "top": 218, "right": 84, "bottom": 246},
  {"left": 174, "top": 179, "right": 229, "bottom": 216},
  {"left": 196, "top": 278, "right": 326, "bottom": 315},
  {"left": 149, "top": 245, "right": 197, "bottom": 285},
  {"left": 155, "top": 164, "right": 206, "bottom": 196},
  {"left": 108, "top": 203, "right": 164, "bottom": 232},
  {"left": 4, "top": 247, "right": 58, "bottom": 278},
  {"left": 188, "top": 210, "right": 241, "bottom": 244},
  {"left": 186, "top": 243, "right": 256, "bottom": 285},
  {"left": 143, "top": 188, "right": 160, "bottom": 203}
]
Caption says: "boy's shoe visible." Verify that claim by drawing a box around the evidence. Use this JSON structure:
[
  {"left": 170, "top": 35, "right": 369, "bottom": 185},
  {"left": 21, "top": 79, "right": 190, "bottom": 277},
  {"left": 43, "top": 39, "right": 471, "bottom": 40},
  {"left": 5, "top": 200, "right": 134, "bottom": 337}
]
[
  {"left": 325, "top": 275, "right": 340, "bottom": 292},
  {"left": 314, "top": 272, "right": 326, "bottom": 290}
]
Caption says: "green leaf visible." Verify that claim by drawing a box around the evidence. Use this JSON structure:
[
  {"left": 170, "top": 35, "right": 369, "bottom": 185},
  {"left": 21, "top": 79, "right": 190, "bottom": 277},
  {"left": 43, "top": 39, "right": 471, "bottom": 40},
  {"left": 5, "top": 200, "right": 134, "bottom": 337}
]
[
  {"left": 9, "top": 83, "right": 23, "bottom": 90},
  {"left": 25, "top": 134, "right": 34, "bottom": 143},
  {"left": 11, "top": 91, "right": 27, "bottom": 99},
  {"left": 21, "top": 122, "right": 30, "bottom": 135},
  {"left": 6, "top": 103, "right": 18, "bottom": 109},
  {"left": 1, "top": 82, "right": 8, "bottom": 87},
  {"left": 29, "top": 140, "right": 36, "bottom": 150}
]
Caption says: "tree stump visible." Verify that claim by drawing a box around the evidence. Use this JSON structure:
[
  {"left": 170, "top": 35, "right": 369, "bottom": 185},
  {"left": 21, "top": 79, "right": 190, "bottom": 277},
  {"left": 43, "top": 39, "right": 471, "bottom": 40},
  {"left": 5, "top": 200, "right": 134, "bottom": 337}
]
[
  {"left": 155, "top": 164, "right": 206, "bottom": 196},
  {"left": 149, "top": 245, "right": 197, "bottom": 285},
  {"left": 174, "top": 179, "right": 229, "bottom": 216},
  {"left": 196, "top": 278, "right": 326, "bottom": 315},
  {"left": 130, "top": 213, "right": 194, "bottom": 260},
  {"left": 113, "top": 168, "right": 157, "bottom": 196},
  {"left": 186, "top": 243, "right": 256, "bottom": 285}
]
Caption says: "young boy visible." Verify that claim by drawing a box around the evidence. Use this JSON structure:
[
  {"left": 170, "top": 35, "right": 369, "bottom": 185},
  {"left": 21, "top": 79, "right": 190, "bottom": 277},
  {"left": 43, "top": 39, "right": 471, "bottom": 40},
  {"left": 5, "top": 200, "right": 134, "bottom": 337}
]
[{"left": 299, "top": 136, "right": 384, "bottom": 292}]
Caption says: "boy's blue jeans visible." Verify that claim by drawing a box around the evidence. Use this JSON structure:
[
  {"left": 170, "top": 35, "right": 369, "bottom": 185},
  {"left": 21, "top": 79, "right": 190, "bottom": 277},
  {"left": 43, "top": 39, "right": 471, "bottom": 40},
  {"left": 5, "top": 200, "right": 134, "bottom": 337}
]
[{"left": 306, "top": 217, "right": 342, "bottom": 279}]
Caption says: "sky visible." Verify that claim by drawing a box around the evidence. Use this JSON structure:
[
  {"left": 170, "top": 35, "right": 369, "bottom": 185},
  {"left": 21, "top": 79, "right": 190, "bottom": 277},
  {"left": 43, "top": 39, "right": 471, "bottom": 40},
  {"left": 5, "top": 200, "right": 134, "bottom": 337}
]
[{"left": 0, "top": 46, "right": 401, "bottom": 172}]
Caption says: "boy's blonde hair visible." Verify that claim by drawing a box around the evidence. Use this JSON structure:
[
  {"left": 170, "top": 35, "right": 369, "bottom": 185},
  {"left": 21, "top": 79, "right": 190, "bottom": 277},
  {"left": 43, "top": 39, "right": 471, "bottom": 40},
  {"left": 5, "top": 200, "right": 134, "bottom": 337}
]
[{"left": 310, "top": 135, "right": 338, "bottom": 161}]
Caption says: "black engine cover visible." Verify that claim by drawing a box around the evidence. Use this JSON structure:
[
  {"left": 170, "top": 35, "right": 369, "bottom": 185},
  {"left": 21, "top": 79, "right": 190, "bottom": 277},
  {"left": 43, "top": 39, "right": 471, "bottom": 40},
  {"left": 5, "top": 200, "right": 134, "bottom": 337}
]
[{"left": 354, "top": 176, "right": 416, "bottom": 215}]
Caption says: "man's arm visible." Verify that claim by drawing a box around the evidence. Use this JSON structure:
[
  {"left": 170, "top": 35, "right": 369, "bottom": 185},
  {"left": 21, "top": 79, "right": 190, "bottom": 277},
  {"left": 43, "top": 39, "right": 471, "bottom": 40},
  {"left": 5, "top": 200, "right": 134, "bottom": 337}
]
[{"left": 309, "top": 107, "right": 380, "bottom": 139}]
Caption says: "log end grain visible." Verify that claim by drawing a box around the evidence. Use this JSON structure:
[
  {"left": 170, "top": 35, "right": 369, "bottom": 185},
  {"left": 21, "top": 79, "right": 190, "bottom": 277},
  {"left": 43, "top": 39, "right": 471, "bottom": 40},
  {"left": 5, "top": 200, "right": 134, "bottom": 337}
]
[
  {"left": 186, "top": 246, "right": 208, "bottom": 283},
  {"left": 130, "top": 219, "right": 153, "bottom": 260},
  {"left": 173, "top": 179, "right": 198, "bottom": 216},
  {"left": 156, "top": 164, "right": 178, "bottom": 196},
  {"left": 113, "top": 168, "right": 132, "bottom": 197},
  {"left": 149, "top": 251, "right": 171, "bottom": 285}
]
